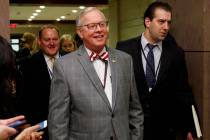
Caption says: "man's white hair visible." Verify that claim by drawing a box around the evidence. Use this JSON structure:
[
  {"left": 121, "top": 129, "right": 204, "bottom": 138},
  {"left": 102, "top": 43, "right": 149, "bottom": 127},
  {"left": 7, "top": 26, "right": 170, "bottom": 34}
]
[{"left": 75, "top": 7, "right": 106, "bottom": 26}]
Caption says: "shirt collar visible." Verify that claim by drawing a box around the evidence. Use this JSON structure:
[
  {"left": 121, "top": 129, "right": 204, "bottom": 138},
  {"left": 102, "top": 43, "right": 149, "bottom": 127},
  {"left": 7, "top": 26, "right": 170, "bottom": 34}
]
[
  {"left": 44, "top": 52, "right": 59, "bottom": 62},
  {"left": 141, "top": 32, "right": 162, "bottom": 51},
  {"left": 85, "top": 45, "right": 107, "bottom": 56}
]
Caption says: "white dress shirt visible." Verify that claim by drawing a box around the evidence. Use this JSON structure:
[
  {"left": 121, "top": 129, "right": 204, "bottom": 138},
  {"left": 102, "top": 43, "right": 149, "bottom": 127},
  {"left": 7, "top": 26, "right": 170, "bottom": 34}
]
[
  {"left": 44, "top": 53, "right": 59, "bottom": 79},
  {"left": 141, "top": 33, "right": 162, "bottom": 79},
  {"left": 85, "top": 47, "right": 113, "bottom": 107}
]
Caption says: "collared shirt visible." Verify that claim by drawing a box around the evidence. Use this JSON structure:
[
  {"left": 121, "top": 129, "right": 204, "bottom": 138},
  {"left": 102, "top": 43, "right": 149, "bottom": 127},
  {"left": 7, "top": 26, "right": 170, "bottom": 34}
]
[
  {"left": 141, "top": 33, "right": 162, "bottom": 79},
  {"left": 44, "top": 53, "right": 59, "bottom": 79},
  {"left": 85, "top": 47, "right": 113, "bottom": 107}
]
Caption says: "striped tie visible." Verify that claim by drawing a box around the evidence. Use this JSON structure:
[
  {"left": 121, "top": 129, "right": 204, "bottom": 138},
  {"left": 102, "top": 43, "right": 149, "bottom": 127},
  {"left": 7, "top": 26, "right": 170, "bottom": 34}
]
[
  {"left": 49, "top": 57, "right": 55, "bottom": 72},
  {"left": 89, "top": 51, "right": 109, "bottom": 62}
]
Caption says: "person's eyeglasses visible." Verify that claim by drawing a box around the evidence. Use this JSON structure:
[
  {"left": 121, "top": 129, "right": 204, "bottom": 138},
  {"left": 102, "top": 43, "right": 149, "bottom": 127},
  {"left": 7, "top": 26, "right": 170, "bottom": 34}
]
[{"left": 79, "top": 21, "right": 108, "bottom": 31}]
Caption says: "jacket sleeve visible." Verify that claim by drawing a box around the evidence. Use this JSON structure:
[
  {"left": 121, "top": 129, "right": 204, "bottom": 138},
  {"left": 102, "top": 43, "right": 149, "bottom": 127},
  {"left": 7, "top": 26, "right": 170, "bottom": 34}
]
[
  {"left": 48, "top": 60, "right": 70, "bottom": 140},
  {"left": 129, "top": 57, "right": 144, "bottom": 140}
]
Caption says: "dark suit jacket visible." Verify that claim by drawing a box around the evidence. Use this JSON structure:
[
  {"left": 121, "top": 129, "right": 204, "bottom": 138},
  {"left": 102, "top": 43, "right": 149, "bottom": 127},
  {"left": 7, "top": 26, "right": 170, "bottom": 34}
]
[
  {"left": 18, "top": 50, "right": 51, "bottom": 125},
  {"left": 17, "top": 50, "right": 64, "bottom": 140},
  {"left": 117, "top": 35, "right": 195, "bottom": 140}
]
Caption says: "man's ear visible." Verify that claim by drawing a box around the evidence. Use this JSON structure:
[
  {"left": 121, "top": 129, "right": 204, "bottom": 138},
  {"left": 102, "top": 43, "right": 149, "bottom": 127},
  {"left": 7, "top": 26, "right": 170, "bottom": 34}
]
[
  {"left": 76, "top": 28, "right": 83, "bottom": 39},
  {"left": 145, "top": 17, "right": 151, "bottom": 28}
]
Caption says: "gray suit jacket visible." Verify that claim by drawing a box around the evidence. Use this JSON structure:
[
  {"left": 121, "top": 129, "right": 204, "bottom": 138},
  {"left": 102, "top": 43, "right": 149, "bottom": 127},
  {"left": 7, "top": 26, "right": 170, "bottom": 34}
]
[{"left": 48, "top": 45, "right": 144, "bottom": 140}]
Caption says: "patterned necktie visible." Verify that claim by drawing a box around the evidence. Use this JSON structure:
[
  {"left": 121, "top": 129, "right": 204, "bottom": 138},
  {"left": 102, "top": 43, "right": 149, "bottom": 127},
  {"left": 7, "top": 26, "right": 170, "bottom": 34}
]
[
  {"left": 89, "top": 51, "right": 109, "bottom": 62},
  {"left": 48, "top": 57, "right": 55, "bottom": 72},
  {"left": 146, "top": 43, "right": 156, "bottom": 89}
]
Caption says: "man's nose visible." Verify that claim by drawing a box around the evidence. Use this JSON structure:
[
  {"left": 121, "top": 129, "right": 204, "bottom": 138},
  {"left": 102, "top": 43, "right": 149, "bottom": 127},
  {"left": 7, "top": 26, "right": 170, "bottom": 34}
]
[
  {"left": 49, "top": 40, "right": 54, "bottom": 45},
  {"left": 163, "top": 22, "right": 170, "bottom": 30}
]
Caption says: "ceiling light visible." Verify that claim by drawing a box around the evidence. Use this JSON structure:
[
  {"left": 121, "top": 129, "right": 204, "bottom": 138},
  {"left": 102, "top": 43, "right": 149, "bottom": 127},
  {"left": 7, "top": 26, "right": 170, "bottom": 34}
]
[
  {"left": 33, "top": 13, "right": 38, "bottom": 16},
  {"left": 28, "top": 18, "right": 32, "bottom": 21},
  {"left": 36, "top": 9, "right": 42, "bottom": 13},
  {"left": 79, "top": 6, "right": 85, "bottom": 9},
  {"left": 30, "top": 16, "right": 35, "bottom": 19},
  {"left": 72, "top": 10, "right": 78, "bottom": 13},
  {"left": 56, "top": 18, "right": 61, "bottom": 21},
  {"left": 60, "top": 16, "right": 65, "bottom": 19},
  {"left": 40, "top": 6, "right": 45, "bottom": 9}
]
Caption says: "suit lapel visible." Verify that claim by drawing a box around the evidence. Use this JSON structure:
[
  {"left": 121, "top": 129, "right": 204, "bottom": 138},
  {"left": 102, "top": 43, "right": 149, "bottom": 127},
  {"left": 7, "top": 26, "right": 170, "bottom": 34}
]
[
  {"left": 107, "top": 48, "right": 117, "bottom": 111},
  {"left": 137, "top": 36, "right": 172, "bottom": 90},
  {"left": 36, "top": 51, "right": 51, "bottom": 82},
  {"left": 135, "top": 37, "right": 149, "bottom": 90},
  {"left": 77, "top": 46, "right": 112, "bottom": 111},
  {"left": 156, "top": 42, "right": 171, "bottom": 85}
]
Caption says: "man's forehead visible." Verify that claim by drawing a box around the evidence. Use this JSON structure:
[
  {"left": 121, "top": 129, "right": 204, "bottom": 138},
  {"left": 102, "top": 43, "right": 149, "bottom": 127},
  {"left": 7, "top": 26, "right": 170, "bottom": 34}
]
[
  {"left": 153, "top": 8, "right": 171, "bottom": 19},
  {"left": 80, "top": 10, "right": 106, "bottom": 23}
]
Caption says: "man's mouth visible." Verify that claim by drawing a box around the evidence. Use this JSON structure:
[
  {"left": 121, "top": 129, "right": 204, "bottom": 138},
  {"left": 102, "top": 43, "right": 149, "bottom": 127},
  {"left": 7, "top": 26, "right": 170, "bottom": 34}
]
[{"left": 94, "top": 34, "right": 104, "bottom": 39}]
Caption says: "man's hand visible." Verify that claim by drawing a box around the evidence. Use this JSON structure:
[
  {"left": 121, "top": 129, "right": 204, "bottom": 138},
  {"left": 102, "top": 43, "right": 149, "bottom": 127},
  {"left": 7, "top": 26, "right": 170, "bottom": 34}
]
[
  {"left": 0, "top": 125, "right": 17, "bottom": 140},
  {"left": 0, "top": 115, "right": 25, "bottom": 140},
  {"left": 15, "top": 124, "right": 44, "bottom": 140},
  {"left": 0, "top": 115, "right": 25, "bottom": 126}
]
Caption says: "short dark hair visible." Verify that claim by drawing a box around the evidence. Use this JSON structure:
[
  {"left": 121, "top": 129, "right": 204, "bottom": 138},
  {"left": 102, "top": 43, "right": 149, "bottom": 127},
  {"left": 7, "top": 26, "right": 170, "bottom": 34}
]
[
  {"left": 38, "top": 24, "right": 60, "bottom": 38},
  {"left": 143, "top": 1, "right": 172, "bottom": 27}
]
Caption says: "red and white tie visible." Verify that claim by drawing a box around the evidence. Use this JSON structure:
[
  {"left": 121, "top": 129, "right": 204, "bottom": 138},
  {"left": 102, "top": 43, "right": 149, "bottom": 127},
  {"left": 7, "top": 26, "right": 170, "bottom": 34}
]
[{"left": 89, "top": 51, "right": 109, "bottom": 62}]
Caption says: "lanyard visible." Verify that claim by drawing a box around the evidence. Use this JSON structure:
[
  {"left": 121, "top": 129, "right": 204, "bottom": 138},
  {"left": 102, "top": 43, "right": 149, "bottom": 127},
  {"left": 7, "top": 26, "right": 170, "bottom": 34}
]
[
  {"left": 102, "top": 61, "right": 108, "bottom": 89},
  {"left": 141, "top": 45, "right": 161, "bottom": 79},
  {"left": 47, "top": 66, "right": 53, "bottom": 79}
]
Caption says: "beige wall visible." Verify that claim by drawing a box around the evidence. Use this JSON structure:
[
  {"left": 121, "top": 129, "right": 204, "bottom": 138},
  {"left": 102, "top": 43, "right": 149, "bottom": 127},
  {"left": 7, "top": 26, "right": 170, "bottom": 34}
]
[
  {"left": 0, "top": 0, "right": 9, "bottom": 40},
  {"left": 108, "top": 0, "right": 154, "bottom": 47},
  {"left": 108, "top": 0, "right": 118, "bottom": 48},
  {"left": 118, "top": 0, "right": 154, "bottom": 41}
]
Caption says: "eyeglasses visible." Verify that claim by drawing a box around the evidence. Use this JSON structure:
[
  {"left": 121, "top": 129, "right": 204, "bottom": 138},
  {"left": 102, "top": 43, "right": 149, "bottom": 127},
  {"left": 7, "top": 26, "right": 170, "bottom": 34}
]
[{"left": 79, "top": 21, "right": 108, "bottom": 31}]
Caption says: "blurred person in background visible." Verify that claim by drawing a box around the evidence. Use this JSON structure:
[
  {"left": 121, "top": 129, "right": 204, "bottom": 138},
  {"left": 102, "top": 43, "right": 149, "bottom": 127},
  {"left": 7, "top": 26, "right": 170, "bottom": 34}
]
[
  {"left": 74, "top": 33, "right": 83, "bottom": 48},
  {"left": 30, "top": 38, "right": 40, "bottom": 55},
  {"left": 0, "top": 36, "right": 43, "bottom": 140},
  {"left": 16, "top": 32, "right": 36, "bottom": 63},
  {"left": 0, "top": 35, "right": 21, "bottom": 119},
  {"left": 60, "top": 34, "right": 77, "bottom": 54}
]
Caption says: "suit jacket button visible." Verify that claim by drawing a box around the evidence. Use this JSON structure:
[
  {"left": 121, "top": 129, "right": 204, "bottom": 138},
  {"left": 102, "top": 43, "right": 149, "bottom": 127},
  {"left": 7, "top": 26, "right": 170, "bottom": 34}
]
[
  {"left": 110, "top": 136, "right": 113, "bottom": 140},
  {"left": 111, "top": 114, "right": 114, "bottom": 118}
]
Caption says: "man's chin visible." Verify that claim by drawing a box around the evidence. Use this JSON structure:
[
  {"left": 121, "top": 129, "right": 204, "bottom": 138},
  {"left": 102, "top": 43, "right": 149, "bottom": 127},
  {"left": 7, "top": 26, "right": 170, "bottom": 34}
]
[
  {"left": 47, "top": 51, "right": 58, "bottom": 57},
  {"left": 159, "top": 36, "right": 166, "bottom": 41}
]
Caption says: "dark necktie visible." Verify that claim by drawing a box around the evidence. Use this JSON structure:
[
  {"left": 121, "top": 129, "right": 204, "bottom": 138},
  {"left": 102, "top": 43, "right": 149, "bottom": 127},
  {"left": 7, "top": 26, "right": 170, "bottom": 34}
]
[
  {"left": 146, "top": 44, "right": 156, "bottom": 89},
  {"left": 89, "top": 51, "right": 109, "bottom": 62}
]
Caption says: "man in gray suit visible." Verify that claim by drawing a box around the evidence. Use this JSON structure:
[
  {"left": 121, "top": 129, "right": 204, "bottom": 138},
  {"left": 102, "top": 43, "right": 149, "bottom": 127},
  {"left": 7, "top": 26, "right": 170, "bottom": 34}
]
[{"left": 48, "top": 7, "right": 144, "bottom": 140}]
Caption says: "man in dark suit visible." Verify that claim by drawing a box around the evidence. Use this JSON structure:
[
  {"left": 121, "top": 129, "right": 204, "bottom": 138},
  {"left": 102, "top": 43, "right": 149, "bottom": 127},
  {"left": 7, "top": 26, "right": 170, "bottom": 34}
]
[
  {"left": 18, "top": 24, "right": 61, "bottom": 139},
  {"left": 117, "top": 2, "right": 195, "bottom": 140},
  {"left": 48, "top": 7, "right": 144, "bottom": 140}
]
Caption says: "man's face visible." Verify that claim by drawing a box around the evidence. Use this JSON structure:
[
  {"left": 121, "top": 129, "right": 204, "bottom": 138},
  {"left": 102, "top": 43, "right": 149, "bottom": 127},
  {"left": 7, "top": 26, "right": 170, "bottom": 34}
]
[
  {"left": 77, "top": 10, "right": 108, "bottom": 53},
  {"left": 38, "top": 28, "right": 60, "bottom": 57},
  {"left": 145, "top": 8, "right": 171, "bottom": 43}
]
